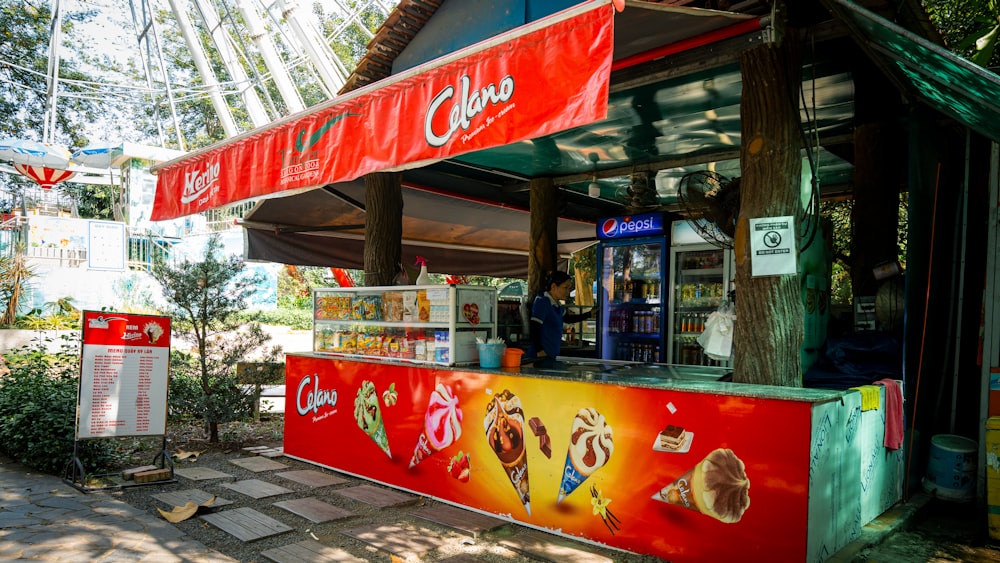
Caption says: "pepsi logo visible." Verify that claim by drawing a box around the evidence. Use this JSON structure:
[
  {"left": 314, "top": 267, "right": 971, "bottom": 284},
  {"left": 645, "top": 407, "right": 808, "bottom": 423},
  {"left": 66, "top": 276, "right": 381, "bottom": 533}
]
[{"left": 601, "top": 219, "right": 618, "bottom": 237}]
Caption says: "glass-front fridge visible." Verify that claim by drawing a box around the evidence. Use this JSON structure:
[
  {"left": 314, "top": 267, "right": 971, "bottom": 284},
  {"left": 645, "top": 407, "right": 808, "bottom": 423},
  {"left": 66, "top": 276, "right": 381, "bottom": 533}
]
[
  {"left": 667, "top": 221, "right": 734, "bottom": 366},
  {"left": 595, "top": 212, "right": 668, "bottom": 362}
]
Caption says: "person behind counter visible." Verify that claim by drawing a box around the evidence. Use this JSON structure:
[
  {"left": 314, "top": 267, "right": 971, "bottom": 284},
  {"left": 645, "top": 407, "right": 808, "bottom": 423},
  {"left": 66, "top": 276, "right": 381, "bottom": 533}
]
[{"left": 528, "top": 271, "right": 593, "bottom": 367}]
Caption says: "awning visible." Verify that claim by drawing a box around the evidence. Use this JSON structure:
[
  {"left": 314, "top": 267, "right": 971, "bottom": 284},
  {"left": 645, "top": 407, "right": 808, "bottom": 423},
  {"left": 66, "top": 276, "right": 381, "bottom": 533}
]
[
  {"left": 240, "top": 179, "right": 598, "bottom": 278},
  {"left": 150, "top": 0, "right": 614, "bottom": 221},
  {"left": 822, "top": 0, "right": 1000, "bottom": 143}
]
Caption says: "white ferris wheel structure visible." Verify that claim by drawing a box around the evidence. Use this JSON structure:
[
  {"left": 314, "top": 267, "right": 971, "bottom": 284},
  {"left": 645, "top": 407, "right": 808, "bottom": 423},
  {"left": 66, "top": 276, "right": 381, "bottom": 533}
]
[{"left": 39, "top": 0, "right": 398, "bottom": 150}]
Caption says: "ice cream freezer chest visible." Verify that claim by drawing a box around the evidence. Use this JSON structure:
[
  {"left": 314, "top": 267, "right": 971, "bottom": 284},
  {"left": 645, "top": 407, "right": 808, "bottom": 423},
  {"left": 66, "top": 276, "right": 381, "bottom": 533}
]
[
  {"left": 282, "top": 354, "right": 898, "bottom": 562},
  {"left": 312, "top": 284, "right": 496, "bottom": 366}
]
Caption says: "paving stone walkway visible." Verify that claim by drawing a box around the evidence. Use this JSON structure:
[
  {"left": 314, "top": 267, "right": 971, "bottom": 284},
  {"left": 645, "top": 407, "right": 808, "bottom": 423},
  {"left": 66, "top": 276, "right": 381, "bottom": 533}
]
[
  {"left": 0, "top": 450, "right": 630, "bottom": 562},
  {"left": 0, "top": 458, "right": 236, "bottom": 562}
]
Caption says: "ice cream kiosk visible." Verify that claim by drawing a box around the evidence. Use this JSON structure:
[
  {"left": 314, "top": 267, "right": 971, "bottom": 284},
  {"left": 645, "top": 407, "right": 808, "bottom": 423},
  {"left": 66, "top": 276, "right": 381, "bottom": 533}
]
[{"left": 284, "top": 284, "right": 903, "bottom": 562}]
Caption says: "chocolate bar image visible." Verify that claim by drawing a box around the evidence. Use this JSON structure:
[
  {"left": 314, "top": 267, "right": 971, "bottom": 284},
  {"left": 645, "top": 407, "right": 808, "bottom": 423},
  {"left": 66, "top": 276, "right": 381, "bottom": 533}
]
[
  {"left": 529, "top": 417, "right": 546, "bottom": 437},
  {"left": 539, "top": 433, "right": 552, "bottom": 458}
]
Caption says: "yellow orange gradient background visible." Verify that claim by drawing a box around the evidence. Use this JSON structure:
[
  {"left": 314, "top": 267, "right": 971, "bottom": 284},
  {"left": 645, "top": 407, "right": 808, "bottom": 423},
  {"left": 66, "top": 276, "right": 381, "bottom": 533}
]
[{"left": 285, "top": 355, "right": 813, "bottom": 562}]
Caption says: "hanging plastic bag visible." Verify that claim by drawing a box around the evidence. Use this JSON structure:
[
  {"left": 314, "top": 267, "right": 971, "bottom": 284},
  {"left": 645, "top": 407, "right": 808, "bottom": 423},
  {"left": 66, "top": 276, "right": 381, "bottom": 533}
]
[{"left": 697, "top": 302, "right": 735, "bottom": 361}]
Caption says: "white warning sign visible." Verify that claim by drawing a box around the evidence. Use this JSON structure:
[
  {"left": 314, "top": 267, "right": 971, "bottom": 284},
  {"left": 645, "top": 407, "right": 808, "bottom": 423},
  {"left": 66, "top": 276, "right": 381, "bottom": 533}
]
[{"left": 749, "top": 216, "right": 796, "bottom": 276}]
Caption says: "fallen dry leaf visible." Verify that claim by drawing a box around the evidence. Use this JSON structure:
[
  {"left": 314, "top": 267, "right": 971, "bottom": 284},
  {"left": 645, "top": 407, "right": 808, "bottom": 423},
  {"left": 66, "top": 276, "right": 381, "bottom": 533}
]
[
  {"left": 157, "top": 502, "right": 199, "bottom": 523},
  {"left": 172, "top": 449, "right": 206, "bottom": 462},
  {"left": 155, "top": 495, "right": 216, "bottom": 523}
]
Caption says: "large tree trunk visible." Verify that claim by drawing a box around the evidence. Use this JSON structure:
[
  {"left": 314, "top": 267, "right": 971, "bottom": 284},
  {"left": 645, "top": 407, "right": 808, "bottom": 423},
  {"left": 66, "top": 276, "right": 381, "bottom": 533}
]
[
  {"left": 851, "top": 51, "right": 905, "bottom": 300},
  {"left": 528, "top": 177, "right": 558, "bottom": 299},
  {"left": 733, "top": 36, "right": 804, "bottom": 387},
  {"left": 364, "top": 171, "right": 403, "bottom": 286}
]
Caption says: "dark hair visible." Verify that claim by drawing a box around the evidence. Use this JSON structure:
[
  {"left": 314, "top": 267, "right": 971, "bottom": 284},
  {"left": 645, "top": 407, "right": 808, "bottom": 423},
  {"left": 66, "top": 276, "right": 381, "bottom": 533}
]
[{"left": 544, "top": 271, "right": 572, "bottom": 291}]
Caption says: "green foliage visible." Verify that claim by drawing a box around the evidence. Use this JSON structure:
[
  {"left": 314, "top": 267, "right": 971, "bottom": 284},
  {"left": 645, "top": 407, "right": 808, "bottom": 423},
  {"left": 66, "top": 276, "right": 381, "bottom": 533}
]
[
  {"left": 571, "top": 244, "right": 598, "bottom": 277},
  {"left": 167, "top": 350, "right": 255, "bottom": 422},
  {"left": 14, "top": 312, "right": 79, "bottom": 330},
  {"left": 150, "top": 234, "right": 281, "bottom": 441},
  {"left": 924, "top": 0, "right": 1000, "bottom": 68},
  {"left": 247, "top": 307, "right": 313, "bottom": 330},
  {"left": 0, "top": 248, "right": 34, "bottom": 326},
  {"left": 821, "top": 195, "right": 907, "bottom": 305},
  {"left": 0, "top": 338, "right": 116, "bottom": 475}
]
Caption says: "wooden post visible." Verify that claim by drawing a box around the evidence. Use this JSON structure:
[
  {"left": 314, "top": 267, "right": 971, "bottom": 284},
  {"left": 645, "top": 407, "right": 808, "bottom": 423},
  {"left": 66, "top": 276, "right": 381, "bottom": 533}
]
[
  {"left": 733, "top": 33, "right": 804, "bottom": 387},
  {"left": 528, "top": 177, "right": 558, "bottom": 301},
  {"left": 364, "top": 171, "right": 403, "bottom": 287}
]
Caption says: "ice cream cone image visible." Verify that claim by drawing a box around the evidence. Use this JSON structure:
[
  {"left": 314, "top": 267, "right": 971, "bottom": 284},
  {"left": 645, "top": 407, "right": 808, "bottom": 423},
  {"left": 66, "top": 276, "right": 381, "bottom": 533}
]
[
  {"left": 354, "top": 380, "right": 392, "bottom": 459},
  {"left": 409, "top": 383, "right": 463, "bottom": 468},
  {"left": 557, "top": 407, "right": 614, "bottom": 503},
  {"left": 483, "top": 389, "right": 531, "bottom": 515},
  {"left": 652, "top": 448, "right": 750, "bottom": 523}
]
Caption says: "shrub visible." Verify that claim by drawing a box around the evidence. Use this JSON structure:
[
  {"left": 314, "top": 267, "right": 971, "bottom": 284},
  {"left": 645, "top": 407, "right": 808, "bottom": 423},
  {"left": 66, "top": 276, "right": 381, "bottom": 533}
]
[
  {"left": 150, "top": 234, "right": 281, "bottom": 442},
  {"left": 167, "top": 349, "right": 256, "bottom": 423},
  {"left": 246, "top": 307, "right": 313, "bottom": 330},
  {"left": 0, "top": 341, "right": 116, "bottom": 474}
]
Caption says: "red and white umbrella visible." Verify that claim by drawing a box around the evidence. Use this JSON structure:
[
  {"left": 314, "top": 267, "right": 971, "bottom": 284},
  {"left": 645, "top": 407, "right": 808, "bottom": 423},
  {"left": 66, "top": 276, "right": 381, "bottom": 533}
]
[{"left": 12, "top": 163, "right": 76, "bottom": 190}]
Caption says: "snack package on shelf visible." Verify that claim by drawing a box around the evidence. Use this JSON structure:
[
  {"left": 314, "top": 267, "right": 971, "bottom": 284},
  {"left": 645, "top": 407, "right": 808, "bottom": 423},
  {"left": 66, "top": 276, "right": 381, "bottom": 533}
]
[
  {"left": 417, "top": 291, "right": 430, "bottom": 322},
  {"left": 359, "top": 296, "right": 383, "bottom": 320},
  {"left": 402, "top": 291, "right": 419, "bottom": 322},
  {"left": 315, "top": 295, "right": 352, "bottom": 320},
  {"left": 381, "top": 291, "right": 403, "bottom": 321}
]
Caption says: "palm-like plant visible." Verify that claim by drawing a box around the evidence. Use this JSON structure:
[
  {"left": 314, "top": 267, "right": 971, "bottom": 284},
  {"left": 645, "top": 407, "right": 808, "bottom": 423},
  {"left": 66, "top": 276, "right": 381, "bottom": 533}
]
[{"left": 0, "top": 246, "right": 34, "bottom": 326}]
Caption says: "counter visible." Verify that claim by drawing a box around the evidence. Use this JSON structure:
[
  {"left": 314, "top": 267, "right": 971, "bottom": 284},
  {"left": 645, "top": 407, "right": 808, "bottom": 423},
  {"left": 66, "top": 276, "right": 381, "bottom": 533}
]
[{"left": 283, "top": 353, "right": 903, "bottom": 562}]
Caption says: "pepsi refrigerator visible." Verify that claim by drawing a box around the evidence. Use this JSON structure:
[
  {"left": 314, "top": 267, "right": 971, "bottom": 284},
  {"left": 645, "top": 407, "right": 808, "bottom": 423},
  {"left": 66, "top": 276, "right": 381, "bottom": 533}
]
[
  {"left": 666, "top": 220, "right": 734, "bottom": 367},
  {"left": 596, "top": 212, "right": 669, "bottom": 362}
]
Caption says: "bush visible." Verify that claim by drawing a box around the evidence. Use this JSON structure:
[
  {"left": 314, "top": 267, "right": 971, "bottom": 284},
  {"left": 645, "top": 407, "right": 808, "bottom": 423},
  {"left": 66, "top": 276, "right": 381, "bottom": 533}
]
[
  {"left": 168, "top": 349, "right": 256, "bottom": 423},
  {"left": 0, "top": 341, "right": 116, "bottom": 474},
  {"left": 245, "top": 307, "right": 312, "bottom": 330}
]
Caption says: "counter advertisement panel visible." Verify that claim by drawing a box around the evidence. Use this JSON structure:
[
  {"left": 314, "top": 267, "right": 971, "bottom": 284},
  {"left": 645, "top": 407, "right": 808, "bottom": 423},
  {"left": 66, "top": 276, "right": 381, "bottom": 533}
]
[{"left": 285, "top": 356, "right": 813, "bottom": 561}]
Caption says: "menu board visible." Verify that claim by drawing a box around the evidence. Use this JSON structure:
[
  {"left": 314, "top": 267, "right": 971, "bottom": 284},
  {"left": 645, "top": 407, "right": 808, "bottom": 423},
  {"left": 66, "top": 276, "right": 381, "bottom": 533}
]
[
  {"left": 87, "top": 220, "right": 127, "bottom": 271},
  {"left": 77, "top": 311, "right": 171, "bottom": 439}
]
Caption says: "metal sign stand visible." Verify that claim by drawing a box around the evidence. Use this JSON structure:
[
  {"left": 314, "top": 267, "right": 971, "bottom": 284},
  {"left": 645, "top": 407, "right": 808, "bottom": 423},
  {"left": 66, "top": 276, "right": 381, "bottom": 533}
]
[
  {"left": 63, "top": 435, "right": 175, "bottom": 492},
  {"left": 65, "top": 311, "right": 175, "bottom": 492}
]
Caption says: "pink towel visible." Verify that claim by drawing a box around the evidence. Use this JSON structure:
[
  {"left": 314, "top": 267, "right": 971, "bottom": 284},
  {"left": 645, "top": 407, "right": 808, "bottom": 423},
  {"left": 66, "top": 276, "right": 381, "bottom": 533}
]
[{"left": 875, "top": 378, "right": 904, "bottom": 450}]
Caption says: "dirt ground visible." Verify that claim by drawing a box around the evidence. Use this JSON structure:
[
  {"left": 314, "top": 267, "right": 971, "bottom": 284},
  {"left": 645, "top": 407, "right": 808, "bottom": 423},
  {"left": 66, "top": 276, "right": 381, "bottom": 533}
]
[{"left": 856, "top": 495, "right": 1000, "bottom": 563}]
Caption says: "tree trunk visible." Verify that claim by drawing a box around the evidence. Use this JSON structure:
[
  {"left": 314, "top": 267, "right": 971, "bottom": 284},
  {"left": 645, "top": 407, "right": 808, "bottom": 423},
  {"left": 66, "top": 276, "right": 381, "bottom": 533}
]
[
  {"left": 733, "top": 37, "right": 804, "bottom": 387},
  {"left": 528, "top": 177, "right": 558, "bottom": 299},
  {"left": 364, "top": 171, "right": 403, "bottom": 287},
  {"left": 851, "top": 122, "right": 903, "bottom": 298}
]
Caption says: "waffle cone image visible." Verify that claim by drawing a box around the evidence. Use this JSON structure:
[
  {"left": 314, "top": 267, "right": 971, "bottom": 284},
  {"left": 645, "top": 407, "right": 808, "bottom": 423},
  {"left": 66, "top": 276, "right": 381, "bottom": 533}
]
[
  {"left": 653, "top": 448, "right": 750, "bottom": 523},
  {"left": 483, "top": 389, "right": 531, "bottom": 515},
  {"left": 354, "top": 380, "right": 392, "bottom": 459},
  {"left": 557, "top": 407, "right": 613, "bottom": 503},
  {"left": 409, "top": 383, "right": 463, "bottom": 469}
]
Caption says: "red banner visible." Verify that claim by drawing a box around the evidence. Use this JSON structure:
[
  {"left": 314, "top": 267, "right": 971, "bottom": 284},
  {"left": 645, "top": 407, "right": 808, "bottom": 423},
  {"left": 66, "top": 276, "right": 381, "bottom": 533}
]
[
  {"left": 151, "top": 1, "right": 614, "bottom": 221},
  {"left": 284, "top": 355, "right": 813, "bottom": 562}
]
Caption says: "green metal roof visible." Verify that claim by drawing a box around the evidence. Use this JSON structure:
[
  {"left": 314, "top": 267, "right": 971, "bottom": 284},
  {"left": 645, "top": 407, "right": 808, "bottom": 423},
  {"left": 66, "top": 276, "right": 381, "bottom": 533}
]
[
  {"left": 452, "top": 57, "right": 857, "bottom": 205},
  {"left": 822, "top": 0, "right": 1000, "bottom": 144}
]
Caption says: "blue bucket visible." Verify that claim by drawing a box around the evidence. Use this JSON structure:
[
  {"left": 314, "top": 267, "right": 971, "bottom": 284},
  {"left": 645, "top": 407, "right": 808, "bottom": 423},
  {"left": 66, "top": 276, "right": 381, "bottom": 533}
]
[
  {"left": 477, "top": 342, "right": 506, "bottom": 369},
  {"left": 923, "top": 434, "right": 977, "bottom": 501}
]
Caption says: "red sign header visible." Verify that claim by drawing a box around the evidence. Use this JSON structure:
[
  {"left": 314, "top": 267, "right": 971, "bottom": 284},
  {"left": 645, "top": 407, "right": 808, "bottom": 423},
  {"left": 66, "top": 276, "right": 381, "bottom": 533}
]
[{"left": 152, "top": 2, "right": 614, "bottom": 220}]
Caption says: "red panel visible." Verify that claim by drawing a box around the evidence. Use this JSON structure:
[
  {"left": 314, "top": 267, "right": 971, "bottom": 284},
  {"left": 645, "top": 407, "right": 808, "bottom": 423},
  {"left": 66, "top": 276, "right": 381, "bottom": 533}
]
[
  {"left": 152, "top": 1, "right": 613, "bottom": 221},
  {"left": 81, "top": 311, "right": 171, "bottom": 348},
  {"left": 284, "top": 355, "right": 812, "bottom": 562}
]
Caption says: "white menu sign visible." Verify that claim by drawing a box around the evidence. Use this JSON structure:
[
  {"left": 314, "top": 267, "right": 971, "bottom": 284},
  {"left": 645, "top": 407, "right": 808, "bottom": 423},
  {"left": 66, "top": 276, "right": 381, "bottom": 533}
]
[{"left": 77, "top": 311, "right": 171, "bottom": 438}]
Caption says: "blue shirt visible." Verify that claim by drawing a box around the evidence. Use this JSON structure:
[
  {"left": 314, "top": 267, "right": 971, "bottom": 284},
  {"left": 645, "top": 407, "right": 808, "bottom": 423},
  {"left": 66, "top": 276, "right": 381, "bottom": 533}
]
[{"left": 529, "top": 292, "right": 564, "bottom": 359}]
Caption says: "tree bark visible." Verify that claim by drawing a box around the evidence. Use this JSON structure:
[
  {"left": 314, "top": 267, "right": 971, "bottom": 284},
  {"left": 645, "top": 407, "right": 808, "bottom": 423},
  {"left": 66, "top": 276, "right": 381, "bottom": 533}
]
[
  {"left": 851, "top": 123, "right": 904, "bottom": 298},
  {"left": 528, "top": 177, "right": 558, "bottom": 299},
  {"left": 733, "top": 37, "right": 804, "bottom": 387},
  {"left": 364, "top": 171, "right": 403, "bottom": 286}
]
